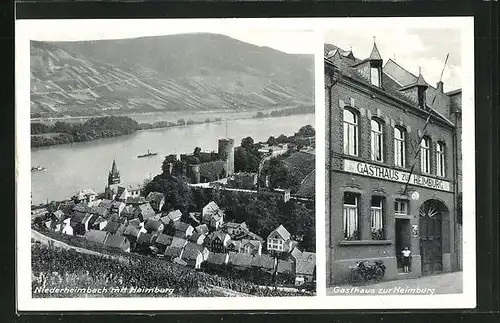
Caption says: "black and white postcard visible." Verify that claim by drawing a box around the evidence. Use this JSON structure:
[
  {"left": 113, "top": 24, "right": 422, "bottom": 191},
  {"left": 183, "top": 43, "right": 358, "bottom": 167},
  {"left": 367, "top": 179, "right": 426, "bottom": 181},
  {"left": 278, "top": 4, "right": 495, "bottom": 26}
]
[
  {"left": 17, "top": 19, "right": 320, "bottom": 310},
  {"left": 323, "top": 18, "right": 475, "bottom": 308}
]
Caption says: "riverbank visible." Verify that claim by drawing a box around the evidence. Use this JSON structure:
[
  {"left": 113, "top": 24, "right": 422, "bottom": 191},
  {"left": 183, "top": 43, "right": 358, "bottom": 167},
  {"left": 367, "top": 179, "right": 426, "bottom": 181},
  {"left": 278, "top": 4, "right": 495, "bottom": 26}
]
[{"left": 31, "top": 107, "right": 314, "bottom": 148}]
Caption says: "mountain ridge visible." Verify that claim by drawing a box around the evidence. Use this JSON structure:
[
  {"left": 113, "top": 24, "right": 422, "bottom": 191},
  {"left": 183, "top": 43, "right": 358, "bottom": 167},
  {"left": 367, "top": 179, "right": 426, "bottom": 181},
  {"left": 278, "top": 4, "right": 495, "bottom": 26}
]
[{"left": 30, "top": 33, "right": 314, "bottom": 118}]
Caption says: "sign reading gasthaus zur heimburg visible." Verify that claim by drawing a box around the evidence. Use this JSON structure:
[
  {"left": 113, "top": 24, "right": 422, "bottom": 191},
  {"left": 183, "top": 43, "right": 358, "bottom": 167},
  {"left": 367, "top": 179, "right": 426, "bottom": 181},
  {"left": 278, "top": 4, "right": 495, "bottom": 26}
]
[{"left": 343, "top": 159, "right": 452, "bottom": 192}]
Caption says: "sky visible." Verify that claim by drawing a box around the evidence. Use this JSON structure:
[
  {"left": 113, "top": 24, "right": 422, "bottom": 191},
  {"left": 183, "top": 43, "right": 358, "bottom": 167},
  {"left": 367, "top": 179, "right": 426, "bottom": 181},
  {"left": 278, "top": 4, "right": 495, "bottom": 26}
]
[
  {"left": 25, "top": 20, "right": 316, "bottom": 54},
  {"left": 325, "top": 28, "right": 462, "bottom": 92}
]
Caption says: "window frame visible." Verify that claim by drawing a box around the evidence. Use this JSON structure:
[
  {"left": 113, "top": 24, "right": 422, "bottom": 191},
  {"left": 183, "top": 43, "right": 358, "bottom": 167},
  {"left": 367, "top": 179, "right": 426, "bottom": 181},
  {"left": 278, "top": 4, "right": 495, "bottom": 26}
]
[
  {"left": 343, "top": 192, "right": 359, "bottom": 240},
  {"left": 371, "top": 66, "right": 380, "bottom": 87},
  {"left": 343, "top": 108, "right": 359, "bottom": 156},
  {"left": 370, "top": 196, "right": 384, "bottom": 238},
  {"left": 436, "top": 141, "right": 446, "bottom": 177},
  {"left": 370, "top": 118, "right": 384, "bottom": 162},
  {"left": 394, "top": 126, "right": 406, "bottom": 167},
  {"left": 394, "top": 199, "right": 409, "bottom": 216},
  {"left": 420, "top": 136, "right": 431, "bottom": 174}
]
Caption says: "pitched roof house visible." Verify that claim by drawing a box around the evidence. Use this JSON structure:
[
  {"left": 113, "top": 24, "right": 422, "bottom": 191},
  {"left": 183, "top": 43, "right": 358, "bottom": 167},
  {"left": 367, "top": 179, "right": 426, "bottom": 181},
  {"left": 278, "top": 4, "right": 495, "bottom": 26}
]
[
  {"left": 181, "top": 248, "right": 204, "bottom": 269},
  {"left": 84, "top": 230, "right": 110, "bottom": 245},
  {"left": 173, "top": 221, "right": 194, "bottom": 238},
  {"left": 123, "top": 224, "right": 141, "bottom": 242},
  {"left": 251, "top": 255, "right": 277, "bottom": 273},
  {"left": 99, "top": 199, "right": 114, "bottom": 211},
  {"left": 206, "top": 252, "right": 229, "bottom": 266},
  {"left": 185, "top": 242, "right": 210, "bottom": 261},
  {"left": 134, "top": 203, "right": 156, "bottom": 222},
  {"left": 226, "top": 240, "right": 242, "bottom": 253},
  {"left": 277, "top": 259, "right": 294, "bottom": 275},
  {"left": 240, "top": 239, "right": 262, "bottom": 256},
  {"left": 228, "top": 252, "right": 253, "bottom": 270},
  {"left": 295, "top": 251, "right": 316, "bottom": 283},
  {"left": 125, "top": 196, "right": 147, "bottom": 206},
  {"left": 154, "top": 234, "right": 173, "bottom": 253},
  {"left": 164, "top": 246, "right": 183, "bottom": 260},
  {"left": 104, "top": 234, "right": 131, "bottom": 252},
  {"left": 144, "top": 219, "right": 164, "bottom": 234},
  {"left": 92, "top": 216, "right": 108, "bottom": 231},
  {"left": 195, "top": 224, "right": 209, "bottom": 235},
  {"left": 146, "top": 192, "right": 165, "bottom": 212},
  {"left": 222, "top": 222, "right": 249, "bottom": 239},
  {"left": 188, "top": 232, "right": 206, "bottom": 245},
  {"left": 102, "top": 221, "right": 121, "bottom": 235},
  {"left": 267, "top": 225, "right": 293, "bottom": 253},
  {"left": 170, "top": 236, "right": 188, "bottom": 248},
  {"left": 202, "top": 201, "right": 224, "bottom": 229},
  {"left": 206, "top": 231, "right": 231, "bottom": 253}
]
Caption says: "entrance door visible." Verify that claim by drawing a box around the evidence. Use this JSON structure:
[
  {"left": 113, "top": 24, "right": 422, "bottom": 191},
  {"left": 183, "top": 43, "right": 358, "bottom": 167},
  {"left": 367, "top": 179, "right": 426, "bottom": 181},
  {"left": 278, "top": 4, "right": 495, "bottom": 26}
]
[
  {"left": 419, "top": 201, "right": 443, "bottom": 276},
  {"left": 395, "top": 219, "right": 411, "bottom": 269}
]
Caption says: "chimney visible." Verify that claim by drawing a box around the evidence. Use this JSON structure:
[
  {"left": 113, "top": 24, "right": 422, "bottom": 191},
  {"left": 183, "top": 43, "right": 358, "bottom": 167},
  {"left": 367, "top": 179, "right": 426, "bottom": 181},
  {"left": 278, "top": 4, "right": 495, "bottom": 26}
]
[{"left": 436, "top": 81, "right": 444, "bottom": 93}]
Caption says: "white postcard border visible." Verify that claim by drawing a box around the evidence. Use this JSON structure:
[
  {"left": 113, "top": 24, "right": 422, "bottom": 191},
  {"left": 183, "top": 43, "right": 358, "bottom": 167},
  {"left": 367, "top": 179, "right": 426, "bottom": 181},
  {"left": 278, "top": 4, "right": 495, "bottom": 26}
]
[{"left": 16, "top": 17, "right": 475, "bottom": 311}]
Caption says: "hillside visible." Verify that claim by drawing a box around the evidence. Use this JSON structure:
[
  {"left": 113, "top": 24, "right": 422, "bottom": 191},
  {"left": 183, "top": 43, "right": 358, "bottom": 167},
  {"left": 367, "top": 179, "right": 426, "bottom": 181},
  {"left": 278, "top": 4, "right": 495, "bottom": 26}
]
[{"left": 30, "top": 33, "right": 314, "bottom": 118}]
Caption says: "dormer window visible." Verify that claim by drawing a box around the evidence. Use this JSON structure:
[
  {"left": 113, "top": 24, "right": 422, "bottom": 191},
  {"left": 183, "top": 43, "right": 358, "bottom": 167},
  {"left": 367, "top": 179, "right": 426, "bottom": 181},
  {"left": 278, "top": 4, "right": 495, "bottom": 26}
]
[{"left": 371, "top": 66, "right": 380, "bottom": 87}]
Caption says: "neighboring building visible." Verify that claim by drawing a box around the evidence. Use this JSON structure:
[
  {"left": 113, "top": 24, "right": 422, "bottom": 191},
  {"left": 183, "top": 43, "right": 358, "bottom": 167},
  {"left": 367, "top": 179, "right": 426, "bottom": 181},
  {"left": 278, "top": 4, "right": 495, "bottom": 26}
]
[
  {"left": 228, "top": 252, "right": 253, "bottom": 271},
  {"left": 267, "top": 225, "right": 293, "bottom": 253},
  {"left": 258, "top": 143, "right": 289, "bottom": 157},
  {"left": 146, "top": 192, "right": 165, "bottom": 212},
  {"left": 134, "top": 203, "right": 156, "bottom": 222},
  {"left": 202, "top": 201, "right": 224, "bottom": 229},
  {"left": 70, "top": 211, "right": 87, "bottom": 235},
  {"left": 195, "top": 224, "right": 209, "bottom": 235},
  {"left": 144, "top": 219, "right": 164, "bottom": 234},
  {"left": 226, "top": 240, "right": 242, "bottom": 253},
  {"left": 181, "top": 248, "right": 204, "bottom": 269},
  {"left": 160, "top": 209, "right": 182, "bottom": 225},
  {"left": 164, "top": 246, "right": 183, "bottom": 260},
  {"left": 294, "top": 251, "right": 316, "bottom": 284},
  {"left": 123, "top": 224, "right": 141, "bottom": 243},
  {"left": 72, "top": 189, "right": 98, "bottom": 204},
  {"left": 227, "top": 172, "right": 258, "bottom": 190},
  {"left": 206, "top": 252, "right": 229, "bottom": 266},
  {"left": 170, "top": 236, "right": 188, "bottom": 248},
  {"left": 206, "top": 231, "right": 230, "bottom": 253},
  {"left": 325, "top": 41, "right": 462, "bottom": 285},
  {"left": 84, "top": 230, "right": 110, "bottom": 245},
  {"left": 92, "top": 216, "right": 108, "bottom": 231},
  {"left": 102, "top": 221, "right": 121, "bottom": 235},
  {"left": 240, "top": 239, "right": 262, "bottom": 256},
  {"left": 222, "top": 222, "right": 249, "bottom": 239},
  {"left": 277, "top": 259, "right": 294, "bottom": 275},
  {"left": 155, "top": 234, "right": 173, "bottom": 253},
  {"left": 250, "top": 255, "right": 276, "bottom": 274},
  {"left": 198, "top": 161, "right": 226, "bottom": 183},
  {"left": 104, "top": 234, "right": 131, "bottom": 252},
  {"left": 111, "top": 201, "right": 126, "bottom": 216},
  {"left": 259, "top": 188, "right": 291, "bottom": 203},
  {"left": 184, "top": 242, "right": 210, "bottom": 261},
  {"left": 188, "top": 232, "right": 206, "bottom": 245},
  {"left": 126, "top": 196, "right": 147, "bottom": 206},
  {"left": 172, "top": 222, "right": 194, "bottom": 239}
]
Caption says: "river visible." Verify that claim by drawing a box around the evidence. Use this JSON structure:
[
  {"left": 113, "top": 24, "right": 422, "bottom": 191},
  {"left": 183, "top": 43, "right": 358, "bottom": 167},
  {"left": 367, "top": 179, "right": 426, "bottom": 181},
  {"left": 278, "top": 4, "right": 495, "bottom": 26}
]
[{"left": 31, "top": 113, "right": 314, "bottom": 205}]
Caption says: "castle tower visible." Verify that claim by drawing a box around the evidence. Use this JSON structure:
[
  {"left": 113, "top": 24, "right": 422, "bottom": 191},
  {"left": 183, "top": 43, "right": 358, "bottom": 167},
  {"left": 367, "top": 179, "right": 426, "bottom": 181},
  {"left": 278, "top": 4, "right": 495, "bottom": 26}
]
[
  {"left": 108, "top": 159, "right": 121, "bottom": 185},
  {"left": 218, "top": 138, "right": 234, "bottom": 177},
  {"left": 188, "top": 164, "right": 201, "bottom": 184}
]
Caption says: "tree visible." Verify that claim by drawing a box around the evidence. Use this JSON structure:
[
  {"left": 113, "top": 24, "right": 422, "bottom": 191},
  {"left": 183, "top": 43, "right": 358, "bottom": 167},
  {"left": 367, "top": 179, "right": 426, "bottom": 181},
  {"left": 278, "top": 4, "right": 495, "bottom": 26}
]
[
  {"left": 177, "top": 119, "right": 186, "bottom": 126},
  {"left": 143, "top": 174, "right": 194, "bottom": 214},
  {"left": 267, "top": 136, "right": 277, "bottom": 146},
  {"left": 241, "top": 137, "right": 255, "bottom": 150},
  {"left": 255, "top": 111, "right": 265, "bottom": 118},
  {"left": 296, "top": 125, "right": 315, "bottom": 137},
  {"left": 276, "top": 134, "right": 288, "bottom": 144},
  {"left": 193, "top": 147, "right": 201, "bottom": 157}
]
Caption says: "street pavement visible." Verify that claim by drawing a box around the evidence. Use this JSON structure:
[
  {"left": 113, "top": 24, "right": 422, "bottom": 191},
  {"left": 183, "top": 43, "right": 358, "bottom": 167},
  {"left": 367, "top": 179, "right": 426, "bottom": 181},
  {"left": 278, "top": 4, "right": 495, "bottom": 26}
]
[{"left": 327, "top": 272, "right": 463, "bottom": 296}]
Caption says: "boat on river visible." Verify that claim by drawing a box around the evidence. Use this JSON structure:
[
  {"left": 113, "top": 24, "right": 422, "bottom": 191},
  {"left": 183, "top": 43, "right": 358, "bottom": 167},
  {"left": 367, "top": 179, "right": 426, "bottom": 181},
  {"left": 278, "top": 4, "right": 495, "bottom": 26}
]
[
  {"left": 137, "top": 149, "right": 158, "bottom": 158},
  {"left": 31, "top": 165, "right": 46, "bottom": 172}
]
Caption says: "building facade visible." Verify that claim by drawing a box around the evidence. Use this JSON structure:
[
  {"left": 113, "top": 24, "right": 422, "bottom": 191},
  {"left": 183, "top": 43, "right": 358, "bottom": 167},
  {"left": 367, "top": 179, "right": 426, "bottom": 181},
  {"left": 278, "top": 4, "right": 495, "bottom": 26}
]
[{"left": 325, "top": 42, "right": 462, "bottom": 285}]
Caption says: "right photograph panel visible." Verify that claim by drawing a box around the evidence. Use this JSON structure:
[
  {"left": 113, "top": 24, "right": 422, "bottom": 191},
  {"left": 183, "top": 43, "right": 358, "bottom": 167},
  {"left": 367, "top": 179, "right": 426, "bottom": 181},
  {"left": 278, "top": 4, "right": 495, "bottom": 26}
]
[{"left": 325, "top": 26, "right": 464, "bottom": 295}]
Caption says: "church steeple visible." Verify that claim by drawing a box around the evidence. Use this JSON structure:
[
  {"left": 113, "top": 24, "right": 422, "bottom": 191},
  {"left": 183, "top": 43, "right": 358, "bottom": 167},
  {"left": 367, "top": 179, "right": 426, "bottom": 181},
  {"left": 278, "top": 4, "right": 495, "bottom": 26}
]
[{"left": 108, "top": 159, "right": 120, "bottom": 185}]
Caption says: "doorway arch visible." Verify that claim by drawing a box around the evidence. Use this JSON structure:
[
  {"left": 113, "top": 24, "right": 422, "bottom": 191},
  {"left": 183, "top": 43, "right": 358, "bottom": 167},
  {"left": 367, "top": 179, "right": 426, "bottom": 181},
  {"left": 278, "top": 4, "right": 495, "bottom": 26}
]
[{"left": 419, "top": 199, "right": 448, "bottom": 276}]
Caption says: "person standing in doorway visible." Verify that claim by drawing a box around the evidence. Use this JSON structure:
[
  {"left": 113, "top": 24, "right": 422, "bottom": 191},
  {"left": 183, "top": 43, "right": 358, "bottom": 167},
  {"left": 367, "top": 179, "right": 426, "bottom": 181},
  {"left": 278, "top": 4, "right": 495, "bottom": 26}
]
[{"left": 402, "top": 246, "right": 411, "bottom": 273}]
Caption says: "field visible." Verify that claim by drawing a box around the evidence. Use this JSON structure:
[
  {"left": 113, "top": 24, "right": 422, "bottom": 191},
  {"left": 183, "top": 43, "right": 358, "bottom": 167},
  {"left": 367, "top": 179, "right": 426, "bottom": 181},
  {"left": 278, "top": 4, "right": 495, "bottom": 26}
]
[{"left": 31, "top": 240, "right": 311, "bottom": 298}]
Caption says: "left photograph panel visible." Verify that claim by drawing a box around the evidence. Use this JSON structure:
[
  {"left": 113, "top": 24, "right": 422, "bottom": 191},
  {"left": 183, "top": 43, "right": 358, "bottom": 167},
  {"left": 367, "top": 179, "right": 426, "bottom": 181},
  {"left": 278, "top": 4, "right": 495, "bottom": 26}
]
[{"left": 18, "top": 20, "right": 317, "bottom": 306}]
